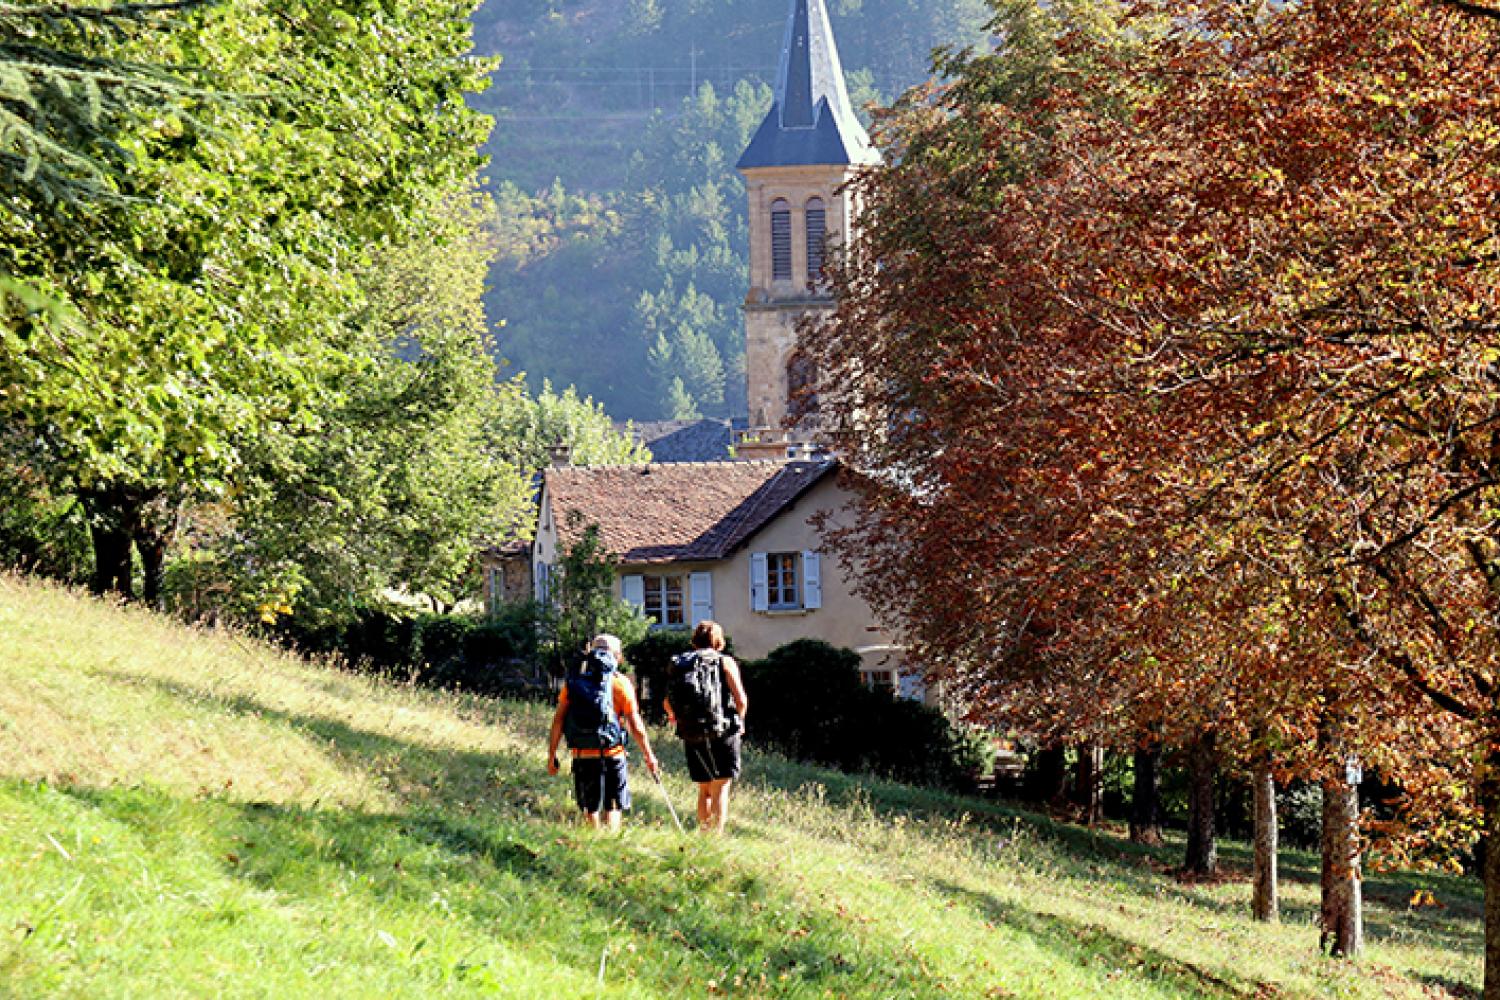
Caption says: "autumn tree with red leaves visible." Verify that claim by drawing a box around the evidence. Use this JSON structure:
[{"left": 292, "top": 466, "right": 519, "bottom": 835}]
[{"left": 806, "top": 0, "right": 1500, "bottom": 983}]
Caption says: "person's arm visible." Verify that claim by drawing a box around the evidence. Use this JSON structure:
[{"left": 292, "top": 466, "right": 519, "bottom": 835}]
[
  {"left": 663, "top": 696, "right": 675, "bottom": 728},
  {"left": 547, "top": 699, "right": 566, "bottom": 776},
  {"left": 622, "top": 711, "right": 659, "bottom": 776},
  {"left": 722, "top": 656, "right": 748, "bottom": 728}
]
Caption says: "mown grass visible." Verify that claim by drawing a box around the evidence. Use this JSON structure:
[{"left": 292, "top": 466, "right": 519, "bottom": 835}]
[{"left": 0, "top": 574, "right": 1482, "bottom": 998}]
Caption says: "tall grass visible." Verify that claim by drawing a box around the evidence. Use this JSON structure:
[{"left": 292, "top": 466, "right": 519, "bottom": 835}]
[{"left": 0, "top": 575, "right": 1481, "bottom": 998}]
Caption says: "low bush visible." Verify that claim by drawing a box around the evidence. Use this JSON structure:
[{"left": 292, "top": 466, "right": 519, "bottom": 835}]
[
  {"left": 741, "top": 639, "right": 987, "bottom": 792},
  {"left": 278, "top": 600, "right": 549, "bottom": 698},
  {"left": 624, "top": 629, "right": 692, "bottom": 721},
  {"left": 624, "top": 629, "right": 739, "bottom": 722}
]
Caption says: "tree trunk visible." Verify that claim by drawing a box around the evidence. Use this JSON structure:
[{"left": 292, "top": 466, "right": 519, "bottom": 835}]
[
  {"left": 136, "top": 529, "right": 167, "bottom": 609},
  {"left": 1482, "top": 743, "right": 1500, "bottom": 1000},
  {"left": 1185, "top": 730, "right": 1218, "bottom": 877},
  {"left": 1031, "top": 744, "right": 1068, "bottom": 804},
  {"left": 1074, "top": 742, "right": 1104, "bottom": 825},
  {"left": 1251, "top": 751, "right": 1279, "bottom": 922},
  {"left": 1320, "top": 771, "right": 1363, "bottom": 957},
  {"left": 126, "top": 489, "right": 175, "bottom": 609},
  {"left": 1130, "top": 742, "right": 1165, "bottom": 846},
  {"left": 82, "top": 487, "right": 137, "bottom": 599}
]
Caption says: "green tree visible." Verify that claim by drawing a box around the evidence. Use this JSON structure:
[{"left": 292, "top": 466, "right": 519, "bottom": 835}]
[
  {"left": 489, "top": 379, "right": 652, "bottom": 471},
  {"left": 209, "top": 187, "right": 534, "bottom": 622},
  {"left": 489, "top": 79, "right": 767, "bottom": 420},
  {"left": 0, "top": 0, "right": 495, "bottom": 602},
  {"left": 541, "top": 517, "right": 648, "bottom": 672},
  {"left": 0, "top": 1, "right": 209, "bottom": 215}
]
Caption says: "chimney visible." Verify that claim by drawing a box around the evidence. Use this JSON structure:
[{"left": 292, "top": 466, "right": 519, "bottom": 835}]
[
  {"left": 549, "top": 442, "right": 572, "bottom": 468},
  {"left": 736, "top": 428, "right": 792, "bottom": 462}
]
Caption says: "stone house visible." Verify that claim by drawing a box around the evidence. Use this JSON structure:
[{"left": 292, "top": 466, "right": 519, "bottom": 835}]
[{"left": 481, "top": 538, "right": 533, "bottom": 615}]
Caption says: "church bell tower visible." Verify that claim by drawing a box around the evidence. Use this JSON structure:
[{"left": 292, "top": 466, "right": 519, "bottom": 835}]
[{"left": 737, "top": 0, "right": 880, "bottom": 460}]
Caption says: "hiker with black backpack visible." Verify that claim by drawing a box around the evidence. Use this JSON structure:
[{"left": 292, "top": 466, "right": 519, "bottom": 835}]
[
  {"left": 664, "top": 620, "right": 748, "bottom": 834},
  {"left": 547, "top": 634, "right": 660, "bottom": 831}
]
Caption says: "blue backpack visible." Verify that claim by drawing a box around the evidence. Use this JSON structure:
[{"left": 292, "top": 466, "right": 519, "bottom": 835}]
[{"left": 563, "top": 648, "right": 627, "bottom": 752}]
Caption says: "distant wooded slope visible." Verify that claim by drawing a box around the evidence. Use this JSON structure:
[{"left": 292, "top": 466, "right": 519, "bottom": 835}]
[{"left": 471, "top": 0, "right": 993, "bottom": 421}]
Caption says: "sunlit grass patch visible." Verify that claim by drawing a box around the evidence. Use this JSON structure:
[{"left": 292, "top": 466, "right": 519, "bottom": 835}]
[{"left": 0, "top": 574, "right": 1483, "bottom": 998}]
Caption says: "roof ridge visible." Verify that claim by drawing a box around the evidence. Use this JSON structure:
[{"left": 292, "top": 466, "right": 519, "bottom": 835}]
[{"left": 550, "top": 459, "right": 800, "bottom": 473}]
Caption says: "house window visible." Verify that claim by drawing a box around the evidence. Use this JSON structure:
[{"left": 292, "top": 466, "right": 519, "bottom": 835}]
[
  {"left": 751, "top": 550, "right": 822, "bottom": 613},
  {"left": 766, "top": 552, "right": 802, "bottom": 610},
  {"left": 535, "top": 562, "right": 554, "bottom": 604},
  {"left": 486, "top": 566, "right": 505, "bottom": 614},
  {"left": 771, "top": 199, "right": 792, "bottom": 281},
  {"left": 643, "top": 574, "right": 686, "bottom": 627},
  {"left": 862, "top": 669, "right": 896, "bottom": 693},
  {"left": 805, "top": 197, "right": 826, "bottom": 283}
]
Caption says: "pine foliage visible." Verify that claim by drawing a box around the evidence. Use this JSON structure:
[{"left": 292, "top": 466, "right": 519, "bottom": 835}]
[{"left": 0, "top": 1, "right": 205, "bottom": 208}]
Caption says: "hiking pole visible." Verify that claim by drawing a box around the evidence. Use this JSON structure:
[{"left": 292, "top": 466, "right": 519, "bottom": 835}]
[{"left": 650, "top": 768, "right": 687, "bottom": 834}]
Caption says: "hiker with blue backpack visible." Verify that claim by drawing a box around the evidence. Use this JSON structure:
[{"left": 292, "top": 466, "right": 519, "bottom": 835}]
[
  {"left": 547, "top": 634, "right": 659, "bottom": 831},
  {"left": 664, "top": 620, "right": 748, "bottom": 834}
]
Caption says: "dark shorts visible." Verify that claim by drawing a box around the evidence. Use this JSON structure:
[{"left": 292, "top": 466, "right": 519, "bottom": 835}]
[
  {"left": 684, "top": 734, "right": 742, "bottom": 784},
  {"left": 572, "top": 754, "right": 631, "bottom": 814}
]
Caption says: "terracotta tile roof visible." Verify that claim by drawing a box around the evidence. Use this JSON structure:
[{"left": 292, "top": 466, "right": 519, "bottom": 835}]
[{"left": 545, "top": 460, "right": 837, "bottom": 565}]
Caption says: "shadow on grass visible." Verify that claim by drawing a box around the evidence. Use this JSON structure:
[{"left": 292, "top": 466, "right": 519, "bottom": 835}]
[
  {"left": 35, "top": 676, "right": 965, "bottom": 999},
  {"left": 58, "top": 672, "right": 1487, "bottom": 996},
  {"left": 1417, "top": 972, "right": 1480, "bottom": 999},
  {"left": 929, "top": 878, "right": 1259, "bottom": 999},
  {"left": 745, "top": 748, "right": 1483, "bottom": 988}
]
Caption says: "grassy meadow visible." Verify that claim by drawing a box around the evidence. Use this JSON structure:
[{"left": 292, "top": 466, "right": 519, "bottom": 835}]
[{"left": 0, "top": 574, "right": 1482, "bottom": 998}]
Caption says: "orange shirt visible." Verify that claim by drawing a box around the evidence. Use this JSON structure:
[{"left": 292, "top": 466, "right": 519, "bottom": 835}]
[{"left": 558, "top": 673, "right": 639, "bottom": 757}]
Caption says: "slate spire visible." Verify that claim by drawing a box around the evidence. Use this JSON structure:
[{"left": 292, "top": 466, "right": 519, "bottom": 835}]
[{"left": 737, "top": 0, "right": 880, "bottom": 170}]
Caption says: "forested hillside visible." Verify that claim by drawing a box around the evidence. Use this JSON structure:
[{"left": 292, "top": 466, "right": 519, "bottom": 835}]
[{"left": 470, "top": 0, "right": 993, "bottom": 421}]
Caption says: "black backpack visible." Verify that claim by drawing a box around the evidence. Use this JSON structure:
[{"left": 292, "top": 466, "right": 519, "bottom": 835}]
[
  {"left": 668, "top": 649, "right": 735, "bottom": 741},
  {"left": 563, "top": 648, "right": 626, "bottom": 751}
]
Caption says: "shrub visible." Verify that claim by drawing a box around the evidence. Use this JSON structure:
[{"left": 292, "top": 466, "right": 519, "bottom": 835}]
[
  {"left": 276, "top": 600, "right": 549, "bottom": 698},
  {"left": 741, "top": 638, "right": 980, "bottom": 792},
  {"left": 621, "top": 628, "right": 739, "bottom": 721},
  {"left": 1280, "top": 781, "right": 1324, "bottom": 850},
  {"left": 470, "top": 599, "right": 543, "bottom": 667},
  {"left": 624, "top": 629, "right": 692, "bottom": 721},
  {"left": 0, "top": 466, "right": 91, "bottom": 584}
]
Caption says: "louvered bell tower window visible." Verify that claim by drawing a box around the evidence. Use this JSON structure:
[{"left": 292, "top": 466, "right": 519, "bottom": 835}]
[
  {"left": 771, "top": 199, "right": 792, "bottom": 281},
  {"left": 805, "top": 197, "right": 826, "bottom": 283}
]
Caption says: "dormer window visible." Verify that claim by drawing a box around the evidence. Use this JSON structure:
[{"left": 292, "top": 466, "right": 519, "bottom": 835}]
[
  {"left": 771, "top": 199, "right": 792, "bottom": 281},
  {"left": 805, "top": 197, "right": 826, "bottom": 283}
]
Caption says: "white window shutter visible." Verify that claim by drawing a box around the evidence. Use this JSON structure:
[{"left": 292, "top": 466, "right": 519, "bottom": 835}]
[
  {"left": 621, "top": 574, "right": 645, "bottom": 611},
  {"left": 802, "top": 551, "right": 822, "bottom": 610},
  {"left": 690, "top": 572, "right": 714, "bottom": 626},
  {"left": 750, "top": 553, "right": 769, "bottom": 612}
]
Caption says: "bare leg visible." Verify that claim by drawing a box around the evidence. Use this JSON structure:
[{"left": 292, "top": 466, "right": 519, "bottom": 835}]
[
  {"left": 582, "top": 812, "right": 602, "bottom": 829},
  {"left": 696, "top": 783, "right": 713, "bottom": 829},
  {"left": 707, "top": 779, "right": 733, "bottom": 833}
]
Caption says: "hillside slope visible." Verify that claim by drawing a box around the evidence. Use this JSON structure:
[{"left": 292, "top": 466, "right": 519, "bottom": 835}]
[
  {"left": 0, "top": 575, "right": 1481, "bottom": 998},
  {"left": 470, "top": 0, "right": 997, "bottom": 422}
]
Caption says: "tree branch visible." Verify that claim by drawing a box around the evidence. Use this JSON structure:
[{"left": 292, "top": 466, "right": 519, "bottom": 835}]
[
  {"left": 1326, "top": 575, "right": 1478, "bottom": 721},
  {"left": 1432, "top": 0, "right": 1500, "bottom": 21}
]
